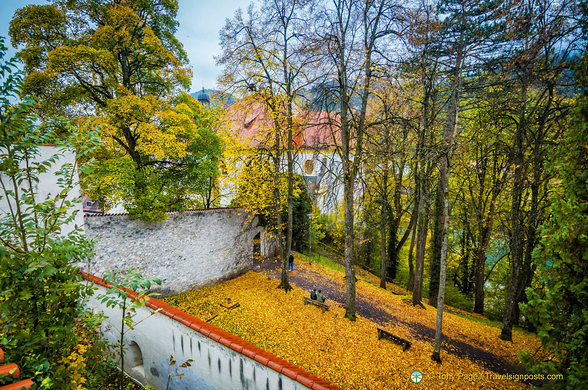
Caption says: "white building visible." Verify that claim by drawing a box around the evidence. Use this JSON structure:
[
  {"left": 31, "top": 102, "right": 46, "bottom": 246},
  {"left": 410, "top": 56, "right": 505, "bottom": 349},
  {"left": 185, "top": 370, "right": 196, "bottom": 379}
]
[
  {"left": 0, "top": 145, "right": 84, "bottom": 235},
  {"left": 221, "top": 98, "right": 345, "bottom": 214}
]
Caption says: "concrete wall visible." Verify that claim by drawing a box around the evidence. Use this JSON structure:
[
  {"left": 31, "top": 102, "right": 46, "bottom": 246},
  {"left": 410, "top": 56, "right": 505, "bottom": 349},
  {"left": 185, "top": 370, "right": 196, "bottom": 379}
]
[
  {"left": 83, "top": 209, "right": 261, "bottom": 296},
  {"left": 0, "top": 145, "right": 84, "bottom": 234},
  {"left": 83, "top": 273, "right": 339, "bottom": 390}
]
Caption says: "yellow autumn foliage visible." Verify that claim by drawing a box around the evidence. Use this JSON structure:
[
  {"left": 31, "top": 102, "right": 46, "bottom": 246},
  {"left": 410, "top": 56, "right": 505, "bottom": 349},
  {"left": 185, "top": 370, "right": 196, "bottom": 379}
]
[{"left": 167, "top": 258, "right": 541, "bottom": 390}]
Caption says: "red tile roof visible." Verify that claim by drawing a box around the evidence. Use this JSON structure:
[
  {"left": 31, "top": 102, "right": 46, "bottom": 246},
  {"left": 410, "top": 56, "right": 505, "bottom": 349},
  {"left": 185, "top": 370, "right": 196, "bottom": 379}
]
[
  {"left": 0, "top": 348, "right": 34, "bottom": 390},
  {"left": 80, "top": 271, "right": 343, "bottom": 390},
  {"left": 225, "top": 99, "right": 341, "bottom": 149}
]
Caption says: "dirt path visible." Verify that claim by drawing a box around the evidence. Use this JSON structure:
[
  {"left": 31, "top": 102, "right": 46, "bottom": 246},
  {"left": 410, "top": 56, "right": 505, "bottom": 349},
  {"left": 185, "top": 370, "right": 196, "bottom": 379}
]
[{"left": 253, "top": 257, "right": 527, "bottom": 378}]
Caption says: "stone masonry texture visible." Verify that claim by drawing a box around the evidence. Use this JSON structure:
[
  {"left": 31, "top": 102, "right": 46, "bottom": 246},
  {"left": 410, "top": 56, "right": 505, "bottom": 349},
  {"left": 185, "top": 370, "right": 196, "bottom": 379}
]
[{"left": 83, "top": 208, "right": 261, "bottom": 296}]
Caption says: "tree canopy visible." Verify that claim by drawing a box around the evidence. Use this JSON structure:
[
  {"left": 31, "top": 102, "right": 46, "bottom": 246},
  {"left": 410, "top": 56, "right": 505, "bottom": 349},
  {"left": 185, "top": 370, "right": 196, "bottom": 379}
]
[{"left": 10, "top": 0, "right": 222, "bottom": 220}]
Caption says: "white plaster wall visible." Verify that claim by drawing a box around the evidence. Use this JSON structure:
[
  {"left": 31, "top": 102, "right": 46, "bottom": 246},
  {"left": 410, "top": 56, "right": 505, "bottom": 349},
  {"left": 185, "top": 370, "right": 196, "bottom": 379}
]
[
  {"left": 0, "top": 145, "right": 84, "bottom": 234},
  {"left": 83, "top": 209, "right": 261, "bottom": 296},
  {"left": 87, "top": 283, "right": 311, "bottom": 390},
  {"left": 217, "top": 150, "right": 345, "bottom": 215}
]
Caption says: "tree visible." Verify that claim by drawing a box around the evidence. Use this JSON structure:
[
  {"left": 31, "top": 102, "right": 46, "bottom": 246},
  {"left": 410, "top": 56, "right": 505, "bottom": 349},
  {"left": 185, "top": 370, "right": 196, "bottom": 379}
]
[
  {"left": 453, "top": 98, "right": 510, "bottom": 314},
  {"left": 400, "top": 1, "right": 442, "bottom": 306},
  {"left": 0, "top": 37, "right": 94, "bottom": 388},
  {"left": 498, "top": 0, "right": 579, "bottom": 341},
  {"left": 363, "top": 80, "right": 417, "bottom": 288},
  {"left": 9, "top": 0, "right": 220, "bottom": 221},
  {"left": 520, "top": 52, "right": 587, "bottom": 387},
  {"left": 218, "top": 0, "right": 316, "bottom": 292},
  {"left": 315, "top": 0, "right": 399, "bottom": 320}
]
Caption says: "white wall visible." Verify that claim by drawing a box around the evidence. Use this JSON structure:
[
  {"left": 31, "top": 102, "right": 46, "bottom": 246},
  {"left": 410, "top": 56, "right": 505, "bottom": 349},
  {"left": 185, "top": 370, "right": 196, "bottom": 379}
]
[
  {"left": 0, "top": 145, "right": 84, "bottom": 234},
  {"left": 85, "top": 279, "right": 320, "bottom": 390}
]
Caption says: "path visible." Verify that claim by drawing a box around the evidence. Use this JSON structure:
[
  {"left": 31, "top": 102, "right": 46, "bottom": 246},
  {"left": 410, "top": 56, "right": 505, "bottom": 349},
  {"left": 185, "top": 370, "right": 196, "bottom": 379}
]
[{"left": 253, "top": 256, "right": 527, "bottom": 378}]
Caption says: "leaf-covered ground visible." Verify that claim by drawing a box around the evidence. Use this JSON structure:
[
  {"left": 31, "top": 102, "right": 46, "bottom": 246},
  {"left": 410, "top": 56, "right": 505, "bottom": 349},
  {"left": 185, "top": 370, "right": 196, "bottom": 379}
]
[{"left": 165, "top": 255, "right": 542, "bottom": 389}]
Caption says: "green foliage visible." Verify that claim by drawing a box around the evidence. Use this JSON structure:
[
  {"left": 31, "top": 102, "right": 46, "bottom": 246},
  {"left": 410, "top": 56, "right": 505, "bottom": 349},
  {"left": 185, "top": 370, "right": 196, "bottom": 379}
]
[
  {"left": 166, "top": 355, "right": 194, "bottom": 390},
  {"left": 0, "top": 37, "right": 94, "bottom": 388},
  {"left": 520, "top": 55, "right": 588, "bottom": 388},
  {"left": 291, "top": 175, "right": 312, "bottom": 252},
  {"left": 443, "top": 284, "right": 474, "bottom": 312},
  {"left": 97, "top": 269, "right": 161, "bottom": 390},
  {"left": 316, "top": 212, "right": 344, "bottom": 254},
  {"left": 10, "top": 1, "right": 222, "bottom": 221}
]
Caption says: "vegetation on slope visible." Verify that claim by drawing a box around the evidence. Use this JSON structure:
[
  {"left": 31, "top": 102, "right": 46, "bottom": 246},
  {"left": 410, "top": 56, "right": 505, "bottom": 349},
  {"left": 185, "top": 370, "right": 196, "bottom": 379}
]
[{"left": 166, "top": 257, "right": 545, "bottom": 390}]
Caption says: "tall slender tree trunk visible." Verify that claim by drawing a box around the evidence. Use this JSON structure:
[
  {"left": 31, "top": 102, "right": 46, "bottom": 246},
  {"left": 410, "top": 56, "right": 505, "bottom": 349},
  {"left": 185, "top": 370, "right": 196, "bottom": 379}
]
[
  {"left": 432, "top": 44, "right": 462, "bottom": 361},
  {"left": 343, "top": 169, "right": 357, "bottom": 320},
  {"left": 429, "top": 187, "right": 444, "bottom": 307},
  {"left": 501, "top": 84, "right": 527, "bottom": 341},
  {"left": 380, "top": 170, "right": 388, "bottom": 288},
  {"left": 412, "top": 184, "right": 429, "bottom": 306},
  {"left": 278, "top": 96, "right": 294, "bottom": 292},
  {"left": 406, "top": 215, "right": 417, "bottom": 292}
]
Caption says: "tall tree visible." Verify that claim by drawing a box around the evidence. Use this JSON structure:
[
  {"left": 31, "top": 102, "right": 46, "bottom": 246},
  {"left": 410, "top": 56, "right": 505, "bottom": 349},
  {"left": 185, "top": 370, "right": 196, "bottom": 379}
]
[
  {"left": 520, "top": 52, "right": 587, "bottom": 388},
  {"left": 315, "top": 0, "right": 398, "bottom": 320},
  {"left": 218, "top": 0, "right": 316, "bottom": 292},
  {"left": 401, "top": 1, "right": 442, "bottom": 307},
  {"left": 499, "top": 0, "right": 580, "bottom": 341},
  {"left": 10, "top": 0, "right": 220, "bottom": 221},
  {"left": 364, "top": 79, "right": 417, "bottom": 288},
  {"left": 453, "top": 97, "right": 510, "bottom": 314}
]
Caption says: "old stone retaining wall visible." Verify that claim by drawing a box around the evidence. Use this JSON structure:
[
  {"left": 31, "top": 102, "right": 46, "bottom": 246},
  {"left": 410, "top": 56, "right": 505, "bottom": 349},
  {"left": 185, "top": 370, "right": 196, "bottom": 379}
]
[{"left": 83, "top": 208, "right": 261, "bottom": 296}]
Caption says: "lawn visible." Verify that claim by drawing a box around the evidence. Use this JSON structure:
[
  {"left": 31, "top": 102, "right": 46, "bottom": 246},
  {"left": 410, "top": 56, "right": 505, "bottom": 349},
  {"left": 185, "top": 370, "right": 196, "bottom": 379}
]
[{"left": 165, "top": 256, "right": 542, "bottom": 390}]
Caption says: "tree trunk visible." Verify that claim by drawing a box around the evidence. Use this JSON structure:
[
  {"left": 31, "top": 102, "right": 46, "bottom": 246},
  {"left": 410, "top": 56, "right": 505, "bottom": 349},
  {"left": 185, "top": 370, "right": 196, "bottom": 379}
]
[
  {"left": 432, "top": 195, "right": 449, "bottom": 363},
  {"left": 273, "top": 112, "right": 290, "bottom": 292},
  {"left": 428, "top": 186, "right": 444, "bottom": 307},
  {"left": 380, "top": 171, "right": 388, "bottom": 288},
  {"left": 406, "top": 217, "right": 417, "bottom": 292},
  {"left": 343, "top": 174, "right": 357, "bottom": 320},
  {"left": 432, "top": 42, "right": 461, "bottom": 360},
  {"left": 412, "top": 188, "right": 429, "bottom": 306},
  {"left": 501, "top": 84, "right": 527, "bottom": 341}
]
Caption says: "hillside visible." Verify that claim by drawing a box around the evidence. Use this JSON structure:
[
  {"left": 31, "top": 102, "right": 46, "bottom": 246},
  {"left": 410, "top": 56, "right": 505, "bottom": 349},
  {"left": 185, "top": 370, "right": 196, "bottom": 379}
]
[{"left": 165, "top": 254, "right": 544, "bottom": 390}]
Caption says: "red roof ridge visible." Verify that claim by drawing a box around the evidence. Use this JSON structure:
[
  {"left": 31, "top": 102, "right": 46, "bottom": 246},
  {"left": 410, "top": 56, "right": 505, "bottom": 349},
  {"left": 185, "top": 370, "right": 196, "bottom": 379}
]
[
  {"left": 0, "top": 348, "right": 34, "bottom": 390},
  {"left": 80, "top": 270, "right": 343, "bottom": 390}
]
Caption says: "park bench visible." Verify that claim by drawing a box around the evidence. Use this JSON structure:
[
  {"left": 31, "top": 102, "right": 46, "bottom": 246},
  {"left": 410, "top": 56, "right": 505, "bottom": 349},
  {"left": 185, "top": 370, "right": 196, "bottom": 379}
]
[
  {"left": 304, "top": 297, "right": 330, "bottom": 312},
  {"left": 377, "top": 328, "right": 411, "bottom": 351},
  {"left": 221, "top": 298, "right": 240, "bottom": 310}
]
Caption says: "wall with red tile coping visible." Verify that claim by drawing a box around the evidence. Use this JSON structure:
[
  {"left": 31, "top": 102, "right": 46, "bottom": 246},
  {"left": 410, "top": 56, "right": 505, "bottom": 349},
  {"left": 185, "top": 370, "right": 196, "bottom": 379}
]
[
  {"left": 0, "top": 347, "right": 34, "bottom": 390},
  {"left": 81, "top": 271, "right": 342, "bottom": 390}
]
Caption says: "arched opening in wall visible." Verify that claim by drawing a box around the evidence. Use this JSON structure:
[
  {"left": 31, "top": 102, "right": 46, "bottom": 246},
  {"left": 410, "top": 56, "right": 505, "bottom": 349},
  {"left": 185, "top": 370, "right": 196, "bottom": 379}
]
[
  {"left": 253, "top": 232, "right": 261, "bottom": 262},
  {"left": 126, "top": 341, "right": 145, "bottom": 381}
]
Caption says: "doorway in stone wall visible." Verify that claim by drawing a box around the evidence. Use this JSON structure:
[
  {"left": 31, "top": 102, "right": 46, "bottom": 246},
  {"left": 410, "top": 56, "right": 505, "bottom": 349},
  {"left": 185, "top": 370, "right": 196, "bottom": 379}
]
[{"left": 253, "top": 232, "right": 261, "bottom": 261}]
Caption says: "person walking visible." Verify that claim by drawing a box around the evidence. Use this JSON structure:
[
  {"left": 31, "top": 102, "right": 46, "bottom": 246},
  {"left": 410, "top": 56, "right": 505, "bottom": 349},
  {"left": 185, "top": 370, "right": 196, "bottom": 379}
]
[{"left": 288, "top": 251, "right": 294, "bottom": 271}]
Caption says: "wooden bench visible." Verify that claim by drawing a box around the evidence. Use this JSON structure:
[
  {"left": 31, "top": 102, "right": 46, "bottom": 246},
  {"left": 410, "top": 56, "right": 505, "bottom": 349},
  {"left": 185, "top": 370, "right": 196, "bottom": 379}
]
[
  {"left": 220, "top": 303, "right": 240, "bottom": 310},
  {"left": 304, "top": 297, "right": 330, "bottom": 312},
  {"left": 377, "top": 328, "right": 411, "bottom": 351}
]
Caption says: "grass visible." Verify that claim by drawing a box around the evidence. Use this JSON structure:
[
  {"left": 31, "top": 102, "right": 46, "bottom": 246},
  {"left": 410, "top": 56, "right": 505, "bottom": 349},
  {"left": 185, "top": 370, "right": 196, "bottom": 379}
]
[{"left": 307, "top": 252, "right": 345, "bottom": 273}]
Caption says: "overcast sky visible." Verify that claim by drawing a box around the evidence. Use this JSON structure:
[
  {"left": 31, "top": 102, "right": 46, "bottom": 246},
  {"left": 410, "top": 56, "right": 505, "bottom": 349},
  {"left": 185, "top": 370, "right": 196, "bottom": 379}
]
[{"left": 0, "top": 0, "right": 250, "bottom": 92}]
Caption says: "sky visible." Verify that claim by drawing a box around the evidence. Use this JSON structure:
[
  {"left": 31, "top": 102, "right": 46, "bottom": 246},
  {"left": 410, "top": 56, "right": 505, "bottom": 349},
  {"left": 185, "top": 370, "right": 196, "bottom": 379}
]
[{"left": 0, "top": 0, "right": 250, "bottom": 93}]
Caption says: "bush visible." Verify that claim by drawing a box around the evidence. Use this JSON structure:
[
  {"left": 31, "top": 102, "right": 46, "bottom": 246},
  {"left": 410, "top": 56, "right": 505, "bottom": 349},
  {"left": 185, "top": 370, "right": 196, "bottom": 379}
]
[{"left": 0, "top": 37, "right": 95, "bottom": 388}]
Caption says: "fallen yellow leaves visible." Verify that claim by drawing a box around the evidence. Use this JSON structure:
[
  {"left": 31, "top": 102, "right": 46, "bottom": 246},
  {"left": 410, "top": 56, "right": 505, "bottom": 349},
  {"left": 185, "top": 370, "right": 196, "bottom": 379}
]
[{"left": 165, "top": 261, "right": 538, "bottom": 390}]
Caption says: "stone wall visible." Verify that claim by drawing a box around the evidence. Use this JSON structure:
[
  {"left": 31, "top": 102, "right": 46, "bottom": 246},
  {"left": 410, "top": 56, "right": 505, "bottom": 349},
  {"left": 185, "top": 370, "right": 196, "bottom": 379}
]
[{"left": 83, "top": 208, "right": 261, "bottom": 296}]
